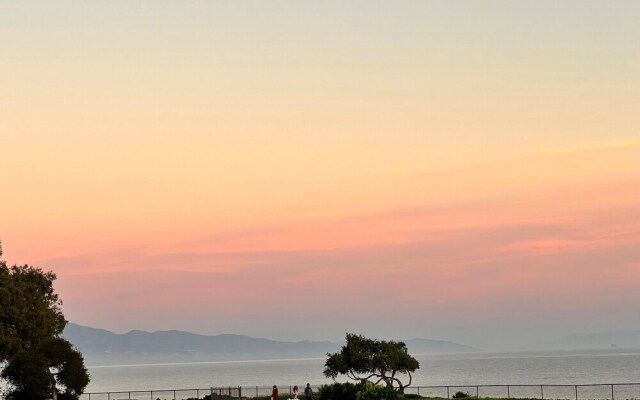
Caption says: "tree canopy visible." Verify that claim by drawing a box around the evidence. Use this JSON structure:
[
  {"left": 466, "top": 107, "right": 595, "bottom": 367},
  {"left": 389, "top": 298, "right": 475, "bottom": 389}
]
[
  {"left": 2, "top": 337, "right": 89, "bottom": 400},
  {"left": 0, "top": 263, "right": 66, "bottom": 362},
  {"left": 324, "top": 333, "right": 420, "bottom": 392},
  {"left": 0, "top": 241, "right": 89, "bottom": 400}
]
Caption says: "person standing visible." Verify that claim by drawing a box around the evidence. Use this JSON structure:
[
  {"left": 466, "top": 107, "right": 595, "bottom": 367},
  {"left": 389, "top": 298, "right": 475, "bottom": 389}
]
[
  {"left": 304, "top": 383, "right": 313, "bottom": 400},
  {"left": 272, "top": 385, "right": 279, "bottom": 400},
  {"left": 292, "top": 385, "right": 299, "bottom": 399}
]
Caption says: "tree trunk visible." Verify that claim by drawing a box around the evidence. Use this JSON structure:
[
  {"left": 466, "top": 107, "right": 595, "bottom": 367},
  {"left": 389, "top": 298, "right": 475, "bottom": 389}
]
[{"left": 51, "top": 373, "right": 58, "bottom": 400}]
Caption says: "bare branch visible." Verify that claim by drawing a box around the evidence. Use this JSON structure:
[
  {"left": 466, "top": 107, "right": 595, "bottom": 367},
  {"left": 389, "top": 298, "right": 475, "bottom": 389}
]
[{"left": 362, "top": 373, "right": 380, "bottom": 382}]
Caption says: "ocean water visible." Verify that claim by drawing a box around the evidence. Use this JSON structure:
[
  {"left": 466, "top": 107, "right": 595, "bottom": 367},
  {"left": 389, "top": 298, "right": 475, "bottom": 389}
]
[{"left": 82, "top": 349, "right": 640, "bottom": 396}]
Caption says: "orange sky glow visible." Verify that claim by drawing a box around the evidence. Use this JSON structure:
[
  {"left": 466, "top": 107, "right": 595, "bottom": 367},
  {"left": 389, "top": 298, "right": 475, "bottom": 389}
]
[{"left": 1, "top": 1, "right": 639, "bottom": 348}]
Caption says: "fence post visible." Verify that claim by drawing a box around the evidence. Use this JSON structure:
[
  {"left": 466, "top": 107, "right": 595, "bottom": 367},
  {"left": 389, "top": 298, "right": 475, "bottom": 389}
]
[
  {"left": 174, "top": 389, "right": 177, "bottom": 400},
  {"left": 256, "top": 386, "right": 259, "bottom": 398},
  {"left": 541, "top": 385, "right": 544, "bottom": 400},
  {"left": 239, "top": 386, "right": 242, "bottom": 398},
  {"left": 611, "top": 384, "right": 614, "bottom": 400},
  {"left": 575, "top": 385, "right": 578, "bottom": 400},
  {"left": 507, "top": 385, "right": 510, "bottom": 398},
  {"left": 447, "top": 386, "right": 450, "bottom": 399},
  {"left": 476, "top": 386, "right": 479, "bottom": 398},
  {"left": 150, "top": 391, "right": 153, "bottom": 400}
]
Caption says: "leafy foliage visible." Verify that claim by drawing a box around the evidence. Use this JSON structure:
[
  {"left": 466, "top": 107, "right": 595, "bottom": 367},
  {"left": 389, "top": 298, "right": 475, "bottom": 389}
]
[
  {"left": 0, "top": 263, "right": 66, "bottom": 362},
  {"left": 324, "top": 333, "right": 420, "bottom": 392},
  {"left": 1, "top": 348, "right": 51, "bottom": 400},
  {"left": 452, "top": 392, "right": 472, "bottom": 399},
  {"left": 43, "top": 337, "right": 90, "bottom": 398},
  {"left": 318, "top": 382, "right": 360, "bottom": 400},
  {"left": 318, "top": 381, "right": 404, "bottom": 400},
  {"left": 0, "top": 242, "right": 90, "bottom": 399},
  {"left": 356, "top": 381, "right": 404, "bottom": 400}
]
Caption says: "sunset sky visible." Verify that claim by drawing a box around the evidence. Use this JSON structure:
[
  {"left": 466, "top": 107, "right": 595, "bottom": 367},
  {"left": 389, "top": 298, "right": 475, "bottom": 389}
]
[{"left": 1, "top": 1, "right": 639, "bottom": 350}]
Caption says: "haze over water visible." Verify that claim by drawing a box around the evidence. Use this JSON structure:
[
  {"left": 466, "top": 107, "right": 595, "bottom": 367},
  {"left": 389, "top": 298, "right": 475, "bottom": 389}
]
[{"left": 85, "top": 349, "right": 640, "bottom": 394}]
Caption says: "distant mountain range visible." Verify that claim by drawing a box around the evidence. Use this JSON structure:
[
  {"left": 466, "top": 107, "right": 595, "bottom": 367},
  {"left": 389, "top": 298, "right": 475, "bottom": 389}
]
[{"left": 62, "top": 323, "right": 476, "bottom": 365}]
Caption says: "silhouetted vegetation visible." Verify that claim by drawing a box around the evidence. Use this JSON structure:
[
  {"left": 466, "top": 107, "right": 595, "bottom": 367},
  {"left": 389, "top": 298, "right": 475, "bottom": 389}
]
[
  {"left": 0, "top": 241, "right": 90, "bottom": 400},
  {"left": 318, "top": 382, "right": 360, "bottom": 400},
  {"left": 318, "top": 381, "right": 403, "bottom": 400},
  {"left": 324, "top": 333, "right": 419, "bottom": 392}
]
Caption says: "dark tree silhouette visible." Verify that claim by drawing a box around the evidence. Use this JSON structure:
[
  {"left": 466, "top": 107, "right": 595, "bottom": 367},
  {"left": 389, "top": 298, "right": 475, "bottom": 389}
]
[
  {"left": 0, "top": 241, "right": 90, "bottom": 400},
  {"left": 324, "top": 333, "right": 420, "bottom": 392}
]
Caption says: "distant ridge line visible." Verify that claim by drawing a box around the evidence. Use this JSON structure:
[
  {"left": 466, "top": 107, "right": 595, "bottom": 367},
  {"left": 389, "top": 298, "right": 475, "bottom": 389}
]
[{"left": 62, "top": 323, "right": 476, "bottom": 365}]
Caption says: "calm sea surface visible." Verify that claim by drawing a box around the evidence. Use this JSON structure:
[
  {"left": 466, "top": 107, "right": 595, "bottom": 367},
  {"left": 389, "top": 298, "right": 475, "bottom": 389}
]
[{"left": 84, "top": 349, "right": 640, "bottom": 394}]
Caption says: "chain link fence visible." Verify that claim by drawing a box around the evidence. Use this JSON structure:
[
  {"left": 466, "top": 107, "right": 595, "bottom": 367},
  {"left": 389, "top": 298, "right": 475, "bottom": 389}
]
[
  {"left": 3, "top": 383, "right": 639, "bottom": 400},
  {"left": 404, "top": 384, "right": 640, "bottom": 400},
  {"left": 77, "top": 385, "right": 323, "bottom": 400}
]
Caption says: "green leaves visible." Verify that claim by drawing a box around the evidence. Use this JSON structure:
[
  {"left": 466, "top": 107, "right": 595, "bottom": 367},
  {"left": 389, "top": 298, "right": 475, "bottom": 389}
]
[
  {"left": 1, "top": 347, "right": 52, "bottom": 400},
  {"left": 356, "top": 381, "right": 404, "bottom": 400},
  {"left": 0, "top": 264, "right": 66, "bottom": 362},
  {"left": 0, "top": 243, "right": 89, "bottom": 399},
  {"left": 44, "top": 337, "right": 91, "bottom": 398},
  {"left": 323, "top": 333, "right": 420, "bottom": 391},
  {"left": 1, "top": 338, "right": 89, "bottom": 400}
]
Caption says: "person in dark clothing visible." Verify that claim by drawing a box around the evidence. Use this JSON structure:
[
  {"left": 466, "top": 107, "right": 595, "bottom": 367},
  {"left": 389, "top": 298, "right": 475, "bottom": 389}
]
[
  {"left": 304, "top": 383, "right": 312, "bottom": 400},
  {"left": 272, "top": 385, "right": 279, "bottom": 400}
]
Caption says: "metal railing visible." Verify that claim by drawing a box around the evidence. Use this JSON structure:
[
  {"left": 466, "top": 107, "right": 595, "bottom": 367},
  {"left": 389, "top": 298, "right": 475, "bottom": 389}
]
[
  {"left": 78, "top": 385, "right": 322, "bottom": 400},
  {"left": 4, "top": 383, "right": 639, "bottom": 400},
  {"left": 0, "top": 383, "right": 640, "bottom": 400},
  {"left": 405, "top": 384, "right": 640, "bottom": 400}
]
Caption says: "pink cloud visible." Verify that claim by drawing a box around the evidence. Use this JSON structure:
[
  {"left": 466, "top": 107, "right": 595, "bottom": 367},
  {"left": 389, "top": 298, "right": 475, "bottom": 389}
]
[{"left": 3, "top": 145, "right": 638, "bottom": 344}]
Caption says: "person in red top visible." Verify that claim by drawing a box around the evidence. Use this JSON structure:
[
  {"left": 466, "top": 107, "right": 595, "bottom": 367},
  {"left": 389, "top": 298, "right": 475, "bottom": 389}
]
[{"left": 272, "top": 385, "right": 279, "bottom": 400}]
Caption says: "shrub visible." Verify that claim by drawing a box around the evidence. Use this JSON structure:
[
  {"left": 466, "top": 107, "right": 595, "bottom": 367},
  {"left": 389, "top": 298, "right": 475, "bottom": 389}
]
[
  {"left": 190, "top": 395, "right": 242, "bottom": 400},
  {"left": 453, "top": 391, "right": 472, "bottom": 399},
  {"left": 318, "top": 381, "right": 409, "bottom": 400},
  {"left": 318, "top": 382, "right": 359, "bottom": 400},
  {"left": 356, "top": 381, "right": 404, "bottom": 400}
]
